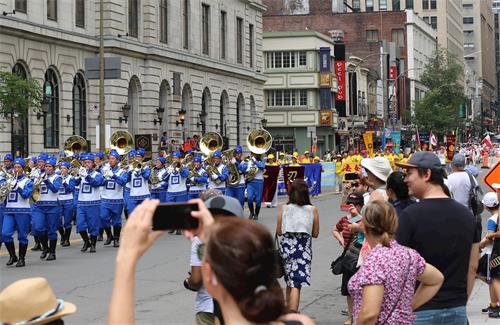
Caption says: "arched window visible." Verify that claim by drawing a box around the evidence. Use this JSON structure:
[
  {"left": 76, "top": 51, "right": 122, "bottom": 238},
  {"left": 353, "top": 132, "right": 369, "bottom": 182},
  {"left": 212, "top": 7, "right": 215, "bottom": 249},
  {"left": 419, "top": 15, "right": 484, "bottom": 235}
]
[
  {"left": 72, "top": 73, "right": 87, "bottom": 138},
  {"left": 159, "top": 80, "right": 170, "bottom": 132},
  {"left": 181, "top": 84, "right": 192, "bottom": 137},
  {"left": 11, "top": 63, "right": 29, "bottom": 157},
  {"left": 44, "top": 68, "right": 59, "bottom": 148},
  {"left": 219, "top": 91, "right": 228, "bottom": 136},
  {"left": 201, "top": 88, "right": 210, "bottom": 134},
  {"left": 128, "top": 76, "right": 141, "bottom": 135},
  {"left": 236, "top": 94, "right": 245, "bottom": 145}
]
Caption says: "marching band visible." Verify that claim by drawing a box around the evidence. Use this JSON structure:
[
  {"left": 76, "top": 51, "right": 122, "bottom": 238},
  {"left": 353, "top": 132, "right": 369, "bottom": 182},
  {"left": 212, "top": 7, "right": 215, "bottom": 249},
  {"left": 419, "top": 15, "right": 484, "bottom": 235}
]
[{"left": 0, "top": 128, "right": 274, "bottom": 267}]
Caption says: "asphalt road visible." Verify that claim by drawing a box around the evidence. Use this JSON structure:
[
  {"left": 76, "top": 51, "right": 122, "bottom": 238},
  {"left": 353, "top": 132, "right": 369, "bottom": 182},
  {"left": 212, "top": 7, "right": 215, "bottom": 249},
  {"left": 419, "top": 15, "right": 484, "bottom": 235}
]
[
  {"left": 0, "top": 190, "right": 347, "bottom": 324},
  {"left": 0, "top": 167, "right": 498, "bottom": 324}
]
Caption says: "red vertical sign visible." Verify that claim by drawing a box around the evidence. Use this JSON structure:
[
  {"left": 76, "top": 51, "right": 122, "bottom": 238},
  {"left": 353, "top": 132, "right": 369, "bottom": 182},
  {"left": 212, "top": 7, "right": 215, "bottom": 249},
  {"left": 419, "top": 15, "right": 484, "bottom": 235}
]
[{"left": 335, "top": 60, "right": 345, "bottom": 102}]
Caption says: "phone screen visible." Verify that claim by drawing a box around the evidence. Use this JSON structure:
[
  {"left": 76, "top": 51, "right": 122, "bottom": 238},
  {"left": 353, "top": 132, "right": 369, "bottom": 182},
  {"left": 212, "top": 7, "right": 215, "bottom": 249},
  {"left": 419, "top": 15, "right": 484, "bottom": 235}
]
[
  {"left": 344, "top": 173, "right": 359, "bottom": 181},
  {"left": 152, "top": 203, "right": 199, "bottom": 230}
]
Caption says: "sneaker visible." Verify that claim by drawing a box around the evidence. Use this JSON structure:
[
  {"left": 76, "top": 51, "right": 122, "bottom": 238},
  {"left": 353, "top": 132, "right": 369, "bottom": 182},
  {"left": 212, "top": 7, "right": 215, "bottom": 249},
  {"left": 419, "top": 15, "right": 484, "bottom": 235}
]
[
  {"left": 341, "top": 309, "right": 349, "bottom": 316},
  {"left": 489, "top": 307, "right": 500, "bottom": 318},
  {"left": 483, "top": 305, "right": 497, "bottom": 313}
]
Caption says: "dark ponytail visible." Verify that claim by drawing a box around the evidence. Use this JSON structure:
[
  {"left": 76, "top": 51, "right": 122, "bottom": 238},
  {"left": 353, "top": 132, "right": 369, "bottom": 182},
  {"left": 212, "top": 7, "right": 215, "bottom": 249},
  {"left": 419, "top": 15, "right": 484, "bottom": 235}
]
[
  {"left": 206, "top": 218, "right": 286, "bottom": 323},
  {"left": 238, "top": 279, "right": 285, "bottom": 323}
]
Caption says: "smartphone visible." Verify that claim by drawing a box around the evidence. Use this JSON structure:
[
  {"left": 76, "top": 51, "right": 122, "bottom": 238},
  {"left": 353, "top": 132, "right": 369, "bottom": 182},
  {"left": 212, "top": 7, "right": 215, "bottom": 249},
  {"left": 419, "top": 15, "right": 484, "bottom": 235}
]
[
  {"left": 152, "top": 202, "right": 199, "bottom": 230},
  {"left": 344, "top": 173, "right": 359, "bottom": 181}
]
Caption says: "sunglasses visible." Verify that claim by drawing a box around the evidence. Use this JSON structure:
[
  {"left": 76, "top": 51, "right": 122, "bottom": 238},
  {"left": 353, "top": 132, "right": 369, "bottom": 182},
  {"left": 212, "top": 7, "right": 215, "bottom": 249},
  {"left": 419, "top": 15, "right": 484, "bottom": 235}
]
[{"left": 197, "top": 243, "right": 205, "bottom": 261}]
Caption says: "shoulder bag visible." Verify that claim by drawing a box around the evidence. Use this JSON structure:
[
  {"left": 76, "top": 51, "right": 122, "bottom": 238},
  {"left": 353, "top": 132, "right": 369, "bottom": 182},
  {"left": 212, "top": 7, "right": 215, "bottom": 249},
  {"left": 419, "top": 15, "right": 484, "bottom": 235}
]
[
  {"left": 330, "top": 234, "right": 354, "bottom": 275},
  {"left": 466, "top": 171, "right": 484, "bottom": 216}
]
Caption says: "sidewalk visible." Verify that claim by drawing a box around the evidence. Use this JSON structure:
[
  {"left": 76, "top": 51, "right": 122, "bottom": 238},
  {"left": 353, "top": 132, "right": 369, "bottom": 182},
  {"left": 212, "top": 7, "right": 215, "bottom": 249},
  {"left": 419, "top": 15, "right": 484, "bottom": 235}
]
[{"left": 468, "top": 280, "right": 497, "bottom": 323}]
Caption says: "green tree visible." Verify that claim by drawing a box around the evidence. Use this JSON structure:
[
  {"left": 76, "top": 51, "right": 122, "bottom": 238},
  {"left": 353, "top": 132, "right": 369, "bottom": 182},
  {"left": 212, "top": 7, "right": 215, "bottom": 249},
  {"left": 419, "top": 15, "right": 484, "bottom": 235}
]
[
  {"left": 0, "top": 70, "right": 43, "bottom": 126},
  {"left": 411, "top": 49, "right": 467, "bottom": 139}
]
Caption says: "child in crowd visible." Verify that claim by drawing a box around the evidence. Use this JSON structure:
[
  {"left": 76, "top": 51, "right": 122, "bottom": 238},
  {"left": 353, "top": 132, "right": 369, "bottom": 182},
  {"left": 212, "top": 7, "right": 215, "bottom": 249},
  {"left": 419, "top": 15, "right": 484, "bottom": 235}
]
[
  {"left": 478, "top": 191, "right": 500, "bottom": 318},
  {"left": 332, "top": 192, "right": 364, "bottom": 325}
]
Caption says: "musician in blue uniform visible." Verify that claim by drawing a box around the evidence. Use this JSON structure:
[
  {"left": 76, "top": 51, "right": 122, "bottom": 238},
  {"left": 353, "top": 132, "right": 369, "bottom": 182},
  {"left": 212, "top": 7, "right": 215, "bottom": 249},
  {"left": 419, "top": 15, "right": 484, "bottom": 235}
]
[
  {"left": 0, "top": 170, "right": 6, "bottom": 251},
  {"left": 122, "top": 149, "right": 136, "bottom": 219},
  {"left": 2, "top": 158, "right": 34, "bottom": 267},
  {"left": 245, "top": 153, "right": 266, "bottom": 220},
  {"left": 30, "top": 153, "right": 47, "bottom": 252},
  {"left": 225, "top": 145, "right": 247, "bottom": 207},
  {"left": 58, "top": 161, "right": 75, "bottom": 247},
  {"left": 165, "top": 151, "right": 189, "bottom": 202},
  {"left": 100, "top": 149, "right": 128, "bottom": 247},
  {"left": 206, "top": 150, "right": 229, "bottom": 194},
  {"left": 150, "top": 157, "right": 168, "bottom": 202},
  {"left": 187, "top": 155, "right": 208, "bottom": 200},
  {"left": 71, "top": 153, "right": 104, "bottom": 253},
  {"left": 126, "top": 148, "right": 151, "bottom": 214},
  {"left": 95, "top": 151, "right": 106, "bottom": 241},
  {"left": 3, "top": 153, "right": 14, "bottom": 173},
  {"left": 32, "top": 156, "right": 62, "bottom": 261}
]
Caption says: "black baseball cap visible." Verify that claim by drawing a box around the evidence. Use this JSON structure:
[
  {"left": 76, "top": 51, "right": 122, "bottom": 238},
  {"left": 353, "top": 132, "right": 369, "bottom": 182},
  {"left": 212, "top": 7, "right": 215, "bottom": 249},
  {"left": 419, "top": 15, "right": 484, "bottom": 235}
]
[
  {"left": 345, "top": 192, "right": 364, "bottom": 206},
  {"left": 396, "top": 151, "right": 441, "bottom": 170}
]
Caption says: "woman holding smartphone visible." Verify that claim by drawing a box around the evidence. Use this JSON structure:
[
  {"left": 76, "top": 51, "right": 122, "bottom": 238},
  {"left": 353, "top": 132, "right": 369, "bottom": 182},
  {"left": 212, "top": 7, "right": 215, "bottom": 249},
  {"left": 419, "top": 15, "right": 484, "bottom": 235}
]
[{"left": 108, "top": 199, "right": 314, "bottom": 325}]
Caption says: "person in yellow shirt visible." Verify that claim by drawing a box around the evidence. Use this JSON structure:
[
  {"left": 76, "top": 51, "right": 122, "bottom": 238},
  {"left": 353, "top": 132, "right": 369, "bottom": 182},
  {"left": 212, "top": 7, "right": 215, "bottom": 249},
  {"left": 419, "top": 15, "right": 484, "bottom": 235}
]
[
  {"left": 266, "top": 154, "right": 278, "bottom": 166},
  {"left": 290, "top": 152, "right": 300, "bottom": 166},
  {"left": 301, "top": 151, "right": 313, "bottom": 164},
  {"left": 335, "top": 155, "right": 344, "bottom": 194},
  {"left": 277, "top": 152, "right": 286, "bottom": 165}
]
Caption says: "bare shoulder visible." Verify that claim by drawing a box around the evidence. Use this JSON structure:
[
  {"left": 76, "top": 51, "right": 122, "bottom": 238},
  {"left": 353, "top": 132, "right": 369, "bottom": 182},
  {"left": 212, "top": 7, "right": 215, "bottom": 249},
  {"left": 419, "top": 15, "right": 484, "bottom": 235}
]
[{"left": 278, "top": 313, "right": 316, "bottom": 325}]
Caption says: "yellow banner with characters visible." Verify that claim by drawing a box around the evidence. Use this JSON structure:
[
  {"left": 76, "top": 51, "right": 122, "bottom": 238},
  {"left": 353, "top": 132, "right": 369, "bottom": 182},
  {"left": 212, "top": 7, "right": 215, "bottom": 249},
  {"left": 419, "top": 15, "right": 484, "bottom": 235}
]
[{"left": 363, "top": 132, "right": 374, "bottom": 158}]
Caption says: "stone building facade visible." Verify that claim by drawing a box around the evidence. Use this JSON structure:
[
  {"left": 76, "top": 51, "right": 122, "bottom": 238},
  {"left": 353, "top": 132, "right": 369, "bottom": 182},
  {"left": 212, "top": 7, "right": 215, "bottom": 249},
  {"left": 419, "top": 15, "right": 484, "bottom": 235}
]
[{"left": 0, "top": 0, "right": 266, "bottom": 157}]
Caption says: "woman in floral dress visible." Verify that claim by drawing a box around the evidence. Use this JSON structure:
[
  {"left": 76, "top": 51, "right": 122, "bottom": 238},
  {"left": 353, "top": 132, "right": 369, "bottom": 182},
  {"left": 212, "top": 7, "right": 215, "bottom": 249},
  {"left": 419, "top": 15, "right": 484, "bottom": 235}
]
[
  {"left": 348, "top": 200, "right": 444, "bottom": 324},
  {"left": 276, "top": 179, "right": 319, "bottom": 312}
]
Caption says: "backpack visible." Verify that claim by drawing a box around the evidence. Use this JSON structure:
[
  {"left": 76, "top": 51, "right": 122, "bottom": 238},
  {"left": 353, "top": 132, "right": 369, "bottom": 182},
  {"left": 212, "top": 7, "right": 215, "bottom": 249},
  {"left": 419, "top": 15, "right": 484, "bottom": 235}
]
[{"left": 466, "top": 171, "right": 483, "bottom": 216}]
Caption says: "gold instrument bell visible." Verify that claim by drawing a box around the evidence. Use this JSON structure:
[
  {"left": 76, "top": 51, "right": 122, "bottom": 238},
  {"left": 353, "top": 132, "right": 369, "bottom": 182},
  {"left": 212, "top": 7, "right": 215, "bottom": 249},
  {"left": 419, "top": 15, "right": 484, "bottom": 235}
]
[
  {"left": 64, "top": 135, "right": 87, "bottom": 157},
  {"left": 110, "top": 131, "right": 134, "bottom": 156},
  {"left": 247, "top": 129, "right": 273, "bottom": 155},
  {"left": 199, "top": 132, "right": 224, "bottom": 155}
]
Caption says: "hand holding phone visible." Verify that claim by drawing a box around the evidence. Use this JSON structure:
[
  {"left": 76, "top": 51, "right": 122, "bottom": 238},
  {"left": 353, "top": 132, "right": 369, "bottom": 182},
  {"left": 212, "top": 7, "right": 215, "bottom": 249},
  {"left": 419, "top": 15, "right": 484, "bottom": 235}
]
[{"left": 152, "top": 202, "right": 199, "bottom": 231}]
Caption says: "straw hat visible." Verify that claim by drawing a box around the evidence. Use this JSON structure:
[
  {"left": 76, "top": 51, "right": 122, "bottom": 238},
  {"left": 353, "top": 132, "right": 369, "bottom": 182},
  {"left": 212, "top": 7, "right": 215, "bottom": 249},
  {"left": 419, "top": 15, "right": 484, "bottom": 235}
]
[{"left": 0, "top": 277, "right": 76, "bottom": 325}]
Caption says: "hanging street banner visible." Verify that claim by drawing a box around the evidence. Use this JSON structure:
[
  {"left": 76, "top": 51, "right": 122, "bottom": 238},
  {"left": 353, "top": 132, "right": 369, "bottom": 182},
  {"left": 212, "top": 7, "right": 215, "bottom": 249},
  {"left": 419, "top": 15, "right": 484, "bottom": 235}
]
[
  {"left": 446, "top": 134, "right": 456, "bottom": 161},
  {"left": 363, "top": 132, "right": 374, "bottom": 157},
  {"left": 391, "top": 131, "right": 401, "bottom": 155}
]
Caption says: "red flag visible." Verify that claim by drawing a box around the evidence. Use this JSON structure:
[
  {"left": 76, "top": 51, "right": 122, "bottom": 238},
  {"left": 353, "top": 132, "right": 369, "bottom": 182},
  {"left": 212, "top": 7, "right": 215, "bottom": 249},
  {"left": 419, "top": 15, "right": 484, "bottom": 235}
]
[
  {"left": 483, "top": 134, "right": 493, "bottom": 149},
  {"left": 262, "top": 165, "right": 280, "bottom": 202},
  {"left": 283, "top": 166, "right": 305, "bottom": 193},
  {"left": 416, "top": 126, "right": 421, "bottom": 150}
]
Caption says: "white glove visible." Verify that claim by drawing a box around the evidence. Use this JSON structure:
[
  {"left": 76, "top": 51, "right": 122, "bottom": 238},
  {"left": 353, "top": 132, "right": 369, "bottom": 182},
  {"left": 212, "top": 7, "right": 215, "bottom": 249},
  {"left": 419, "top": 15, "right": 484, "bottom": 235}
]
[
  {"left": 105, "top": 169, "right": 114, "bottom": 178},
  {"left": 190, "top": 177, "right": 195, "bottom": 183},
  {"left": 211, "top": 174, "right": 219, "bottom": 180},
  {"left": 79, "top": 167, "right": 87, "bottom": 178}
]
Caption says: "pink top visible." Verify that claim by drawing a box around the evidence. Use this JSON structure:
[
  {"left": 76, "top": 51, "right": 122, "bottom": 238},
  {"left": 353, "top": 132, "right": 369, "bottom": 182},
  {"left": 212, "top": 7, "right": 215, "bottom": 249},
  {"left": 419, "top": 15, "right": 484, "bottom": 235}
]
[{"left": 348, "top": 240, "right": 426, "bottom": 325}]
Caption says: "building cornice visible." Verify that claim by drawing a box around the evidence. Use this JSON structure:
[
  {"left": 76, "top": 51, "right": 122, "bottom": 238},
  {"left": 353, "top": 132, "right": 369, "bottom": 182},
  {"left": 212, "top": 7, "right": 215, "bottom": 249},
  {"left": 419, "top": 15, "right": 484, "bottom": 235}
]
[{"left": 0, "top": 24, "right": 266, "bottom": 84}]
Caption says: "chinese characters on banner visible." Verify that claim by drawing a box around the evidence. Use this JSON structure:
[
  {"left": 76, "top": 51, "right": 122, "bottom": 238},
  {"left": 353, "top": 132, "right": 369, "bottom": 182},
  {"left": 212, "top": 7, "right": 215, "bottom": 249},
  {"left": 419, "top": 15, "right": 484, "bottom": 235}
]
[
  {"left": 363, "top": 132, "right": 374, "bottom": 157},
  {"left": 335, "top": 60, "right": 345, "bottom": 101},
  {"left": 446, "top": 134, "right": 456, "bottom": 161}
]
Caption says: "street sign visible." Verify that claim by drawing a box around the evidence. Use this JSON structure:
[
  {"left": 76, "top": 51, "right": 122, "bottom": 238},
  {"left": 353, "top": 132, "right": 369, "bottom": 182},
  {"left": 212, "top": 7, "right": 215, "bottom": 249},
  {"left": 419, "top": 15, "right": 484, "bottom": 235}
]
[
  {"left": 85, "top": 57, "right": 121, "bottom": 80},
  {"left": 482, "top": 161, "right": 500, "bottom": 191}
]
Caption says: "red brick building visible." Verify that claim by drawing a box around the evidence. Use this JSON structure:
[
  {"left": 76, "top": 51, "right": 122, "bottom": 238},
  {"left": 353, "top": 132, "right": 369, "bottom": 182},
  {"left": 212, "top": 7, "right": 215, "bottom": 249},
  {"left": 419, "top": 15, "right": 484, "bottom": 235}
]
[
  {"left": 263, "top": 0, "right": 407, "bottom": 72},
  {"left": 263, "top": 0, "right": 410, "bottom": 128}
]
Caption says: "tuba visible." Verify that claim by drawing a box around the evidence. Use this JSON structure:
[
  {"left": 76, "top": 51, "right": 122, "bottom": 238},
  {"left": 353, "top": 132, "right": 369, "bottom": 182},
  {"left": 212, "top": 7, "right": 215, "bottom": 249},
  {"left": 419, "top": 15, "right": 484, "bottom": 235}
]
[
  {"left": 64, "top": 135, "right": 88, "bottom": 157},
  {"left": 110, "top": 130, "right": 134, "bottom": 156},
  {"left": 0, "top": 166, "right": 17, "bottom": 202},
  {"left": 222, "top": 149, "right": 241, "bottom": 186},
  {"left": 200, "top": 132, "right": 224, "bottom": 184},
  {"left": 245, "top": 129, "right": 273, "bottom": 182},
  {"left": 64, "top": 135, "right": 88, "bottom": 176}
]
